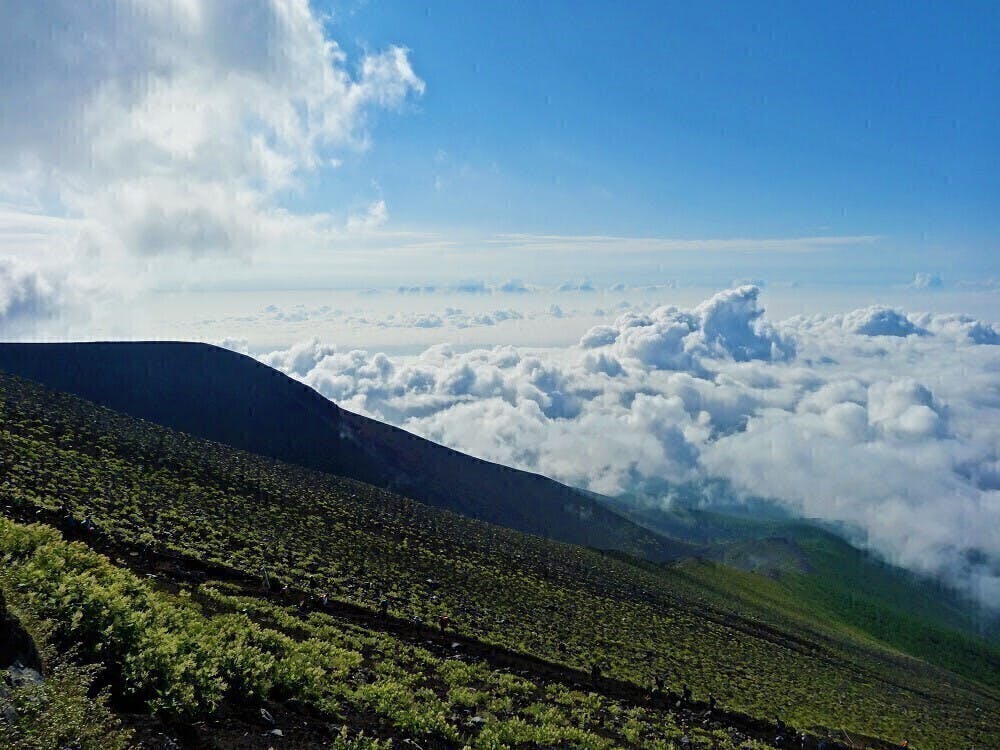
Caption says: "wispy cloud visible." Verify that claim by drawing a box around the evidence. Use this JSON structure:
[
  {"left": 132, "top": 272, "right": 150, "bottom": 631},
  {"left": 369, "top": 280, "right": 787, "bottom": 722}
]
[
  {"left": 488, "top": 233, "right": 883, "bottom": 254},
  {"left": 346, "top": 200, "right": 390, "bottom": 234}
]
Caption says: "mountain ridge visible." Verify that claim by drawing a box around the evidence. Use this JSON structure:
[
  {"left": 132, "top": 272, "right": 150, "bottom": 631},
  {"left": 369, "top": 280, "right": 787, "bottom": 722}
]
[{"left": 0, "top": 340, "right": 686, "bottom": 562}]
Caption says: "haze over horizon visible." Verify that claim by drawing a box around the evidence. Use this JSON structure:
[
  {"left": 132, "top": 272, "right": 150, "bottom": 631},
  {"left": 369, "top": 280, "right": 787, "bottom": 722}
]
[{"left": 1, "top": 1, "right": 999, "bottom": 608}]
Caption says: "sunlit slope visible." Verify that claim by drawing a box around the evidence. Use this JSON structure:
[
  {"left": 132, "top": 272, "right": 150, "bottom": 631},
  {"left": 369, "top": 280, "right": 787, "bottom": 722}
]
[
  {"left": 0, "top": 370, "right": 998, "bottom": 746},
  {"left": 0, "top": 341, "right": 684, "bottom": 561},
  {"left": 1, "top": 516, "right": 776, "bottom": 750},
  {"left": 604, "top": 497, "right": 1000, "bottom": 686}
]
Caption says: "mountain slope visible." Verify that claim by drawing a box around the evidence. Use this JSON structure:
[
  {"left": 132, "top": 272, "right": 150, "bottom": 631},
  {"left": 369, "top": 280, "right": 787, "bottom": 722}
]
[
  {"left": 602, "top": 496, "right": 1000, "bottom": 685},
  {"left": 1, "top": 368, "right": 998, "bottom": 747},
  {"left": 0, "top": 341, "right": 682, "bottom": 561}
]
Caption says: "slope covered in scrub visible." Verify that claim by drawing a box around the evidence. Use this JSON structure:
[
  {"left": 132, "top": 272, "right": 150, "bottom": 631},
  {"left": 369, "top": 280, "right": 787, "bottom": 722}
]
[
  {"left": 0, "top": 368, "right": 998, "bottom": 747},
  {"left": 0, "top": 341, "right": 686, "bottom": 562}
]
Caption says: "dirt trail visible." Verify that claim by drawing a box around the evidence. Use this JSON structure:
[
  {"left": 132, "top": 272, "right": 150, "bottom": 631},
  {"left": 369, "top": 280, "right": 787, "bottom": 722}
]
[{"left": 2, "top": 504, "right": 898, "bottom": 750}]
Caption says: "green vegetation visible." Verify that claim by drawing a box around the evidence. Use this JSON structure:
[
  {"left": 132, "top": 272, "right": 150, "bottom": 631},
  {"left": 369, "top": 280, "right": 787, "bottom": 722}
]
[
  {"left": 0, "top": 516, "right": 763, "bottom": 749},
  {"left": 0, "top": 595, "right": 132, "bottom": 750},
  {"left": 707, "top": 527, "right": 1000, "bottom": 688},
  {"left": 610, "top": 496, "right": 1000, "bottom": 683},
  {"left": 0, "top": 659, "right": 132, "bottom": 750},
  {"left": 1, "top": 369, "right": 998, "bottom": 747}
]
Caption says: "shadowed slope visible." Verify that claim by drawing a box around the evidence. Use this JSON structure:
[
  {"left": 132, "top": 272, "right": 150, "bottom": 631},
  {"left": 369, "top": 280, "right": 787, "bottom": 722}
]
[{"left": 0, "top": 341, "right": 682, "bottom": 561}]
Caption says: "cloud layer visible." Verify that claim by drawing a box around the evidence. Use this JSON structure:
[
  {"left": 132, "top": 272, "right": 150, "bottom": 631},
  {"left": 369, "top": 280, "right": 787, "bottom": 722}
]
[{"left": 254, "top": 287, "right": 1000, "bottom": 607}]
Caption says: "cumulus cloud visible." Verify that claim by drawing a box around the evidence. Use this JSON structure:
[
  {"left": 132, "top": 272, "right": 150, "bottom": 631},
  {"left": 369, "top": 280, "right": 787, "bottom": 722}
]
[
  {"left": 866, "top": 379, "right": 947, "bottom": 440},
  {"left": 912, "top": 312, "right": 1000, "bottom": 345},
  {"left": 694, "top": 286, "right": 795, "bottom": 361},
  {"left": 794, "top": 306, "right": 998, "bottom": 346},
  {"left": 258, "top": 287, "right": 1000, "bottom": 607},
  {"left": 0, "top": 0, "right": 423, "bottom": 273},
  {"left": 578, "top": 286, "right": 794, "bottom": 372},
  {"left": 579, "top": 325, "right": 619, "bottom": 349},
  {"left": 842, "top": 305, "right": 927, "bottom": 337},
  {"left": 260, "top": 337, "right": 338, "bottom": 376}
]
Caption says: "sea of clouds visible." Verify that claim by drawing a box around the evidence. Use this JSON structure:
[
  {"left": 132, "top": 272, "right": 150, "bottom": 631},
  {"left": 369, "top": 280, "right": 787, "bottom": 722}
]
[{"left": 247, "top": 286, "right": 1000, "bottom": 608}]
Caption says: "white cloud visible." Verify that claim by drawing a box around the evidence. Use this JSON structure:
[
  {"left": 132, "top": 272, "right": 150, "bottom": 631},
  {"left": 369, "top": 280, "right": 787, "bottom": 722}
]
[
  {"left": 0, "top": 0, "right": 423, "bottom": 304},
  {"left": 213, "top": 336, "right": 250, "bottom": 355},
  {"left": 579, "top": 325, "right": 619, "bottom": 349},
  {"left": 0, "top": 258, "right": 64, "bottom": 329},
  {"left": 258, "top": 287, "right": 1000, "bottom": 607},
  {"left": 694, "top": 285, "right": 795, "bottom": 361},
  {"left": 582, "top": 286, "right": 794, "bottom": 373},
  {"left": 347, "top": 200, "right": 389, "bottom": 233},
  {"left": 260, "top": 337, "right": 337, "bottom": 376},
  {"left": 912, "top": 312, "right": 1000, "bottom": 345},
  {"left": 841, "top": 305, "right": 927, "bottom": 337},
  {"left": 867, "top": 379, "right": 946, "bottom": 440},
  {"left": 0, "top": 255, "right": 101, "bottom": 337}
]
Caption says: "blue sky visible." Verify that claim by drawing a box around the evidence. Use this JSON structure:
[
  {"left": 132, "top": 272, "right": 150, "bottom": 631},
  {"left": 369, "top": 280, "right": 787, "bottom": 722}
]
[{"left": 301, "top": 1, "right": 1000, "bottom": 283}]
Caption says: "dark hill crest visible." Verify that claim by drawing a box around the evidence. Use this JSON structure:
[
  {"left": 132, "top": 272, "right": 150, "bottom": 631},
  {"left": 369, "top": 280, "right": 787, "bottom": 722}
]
[{"left": 0, "top": 340, "right": 685, "bottom": 561}]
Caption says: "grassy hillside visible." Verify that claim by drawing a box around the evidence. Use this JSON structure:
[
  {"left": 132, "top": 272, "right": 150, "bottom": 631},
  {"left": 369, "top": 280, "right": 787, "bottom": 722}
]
[
  {"left": 1, "top": 369, "right": 998, "bottom": 747},
  {"left": 685, "top": 527, "right": 1000, "bottom": 690},
  {"left": 605, "top": 495, "right": 1000, "bottom": 676},
  {"left": 0, "top": 516, "right": 777, "bottom": 750},
  {"left": 0, "top": 341, "right": 685, "bottom": 562}
]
